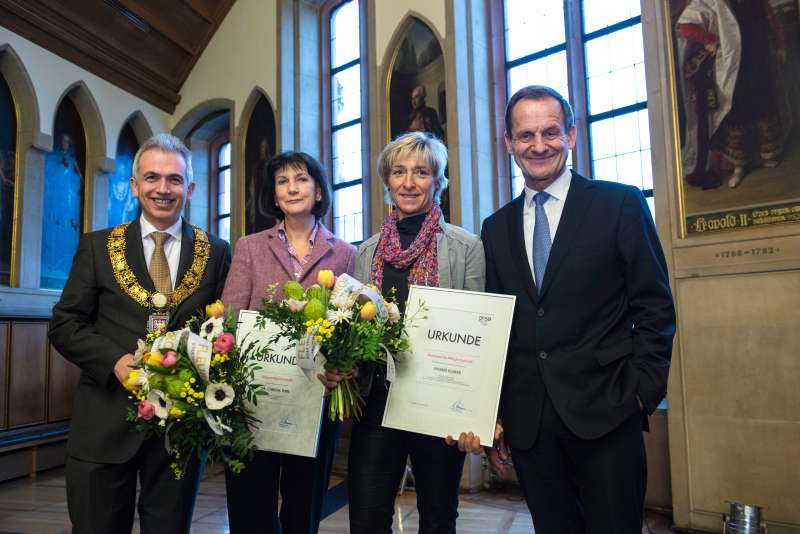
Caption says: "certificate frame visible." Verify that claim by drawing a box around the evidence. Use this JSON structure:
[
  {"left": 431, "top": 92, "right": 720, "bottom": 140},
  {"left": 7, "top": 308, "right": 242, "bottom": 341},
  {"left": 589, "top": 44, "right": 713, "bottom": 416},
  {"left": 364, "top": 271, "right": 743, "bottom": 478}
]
[
  {"left": 236, "top": 310, "right": 325, "bottom": 458},
  {"left": 382, "top": 286, "right": 515, "bottom": 446}
]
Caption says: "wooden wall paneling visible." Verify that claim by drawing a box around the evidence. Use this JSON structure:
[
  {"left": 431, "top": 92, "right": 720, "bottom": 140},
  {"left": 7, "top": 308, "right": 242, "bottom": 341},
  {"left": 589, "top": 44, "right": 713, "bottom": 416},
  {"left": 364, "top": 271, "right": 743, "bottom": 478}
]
[
  {"left": 0, "top": 322, "right": 7, "bottom": 429},
  {"left": 47, "top": 345, "right": 80, "bottom": 422},
  {"left": 7, "top": 322, "right": 48, "bottom": 428}
]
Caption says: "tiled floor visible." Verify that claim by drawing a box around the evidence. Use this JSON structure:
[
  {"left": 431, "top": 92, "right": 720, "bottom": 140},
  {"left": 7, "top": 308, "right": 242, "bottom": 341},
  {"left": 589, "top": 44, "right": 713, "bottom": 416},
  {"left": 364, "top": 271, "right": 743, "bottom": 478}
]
[{"left": 0, "top": 467, "right": 675, "bottom": 533}]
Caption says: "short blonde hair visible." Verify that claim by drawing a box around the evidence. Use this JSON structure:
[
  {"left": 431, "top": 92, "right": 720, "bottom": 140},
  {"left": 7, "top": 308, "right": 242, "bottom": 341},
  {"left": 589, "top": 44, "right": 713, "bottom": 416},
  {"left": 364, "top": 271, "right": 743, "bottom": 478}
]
[{"left": 377, "top": 132, "right": 449, "bottom": 204}]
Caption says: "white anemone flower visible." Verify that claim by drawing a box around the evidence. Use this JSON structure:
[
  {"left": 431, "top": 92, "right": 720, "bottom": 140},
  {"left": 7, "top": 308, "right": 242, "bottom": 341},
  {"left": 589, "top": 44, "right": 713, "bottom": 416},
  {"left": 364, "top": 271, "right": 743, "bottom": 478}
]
[
  {"left": 200, "top": 317, "right": 224, "bottom": 340},
  {"left": 326, "top": 308, "right": 353, "bottom": 325},
  {"left": 147, "top": 390, "right": 172, "bottom": 419},
  {"left": 205, "top": 383, "right": 235, "bottom": 410}
]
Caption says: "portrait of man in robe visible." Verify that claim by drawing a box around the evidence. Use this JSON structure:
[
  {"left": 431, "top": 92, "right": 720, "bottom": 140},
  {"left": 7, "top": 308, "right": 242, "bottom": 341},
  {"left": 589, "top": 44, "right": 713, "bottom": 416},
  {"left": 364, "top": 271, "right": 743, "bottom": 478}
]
[{"left": 673, "top": 0, "right": 800, "bottom": 234}]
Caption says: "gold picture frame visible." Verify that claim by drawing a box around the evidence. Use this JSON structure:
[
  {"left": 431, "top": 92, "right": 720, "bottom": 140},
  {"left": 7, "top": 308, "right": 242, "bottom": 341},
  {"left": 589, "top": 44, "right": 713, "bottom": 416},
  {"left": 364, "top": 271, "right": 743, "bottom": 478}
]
[{"left": 668, "top": 0, "right": 800, "bottom": 236}]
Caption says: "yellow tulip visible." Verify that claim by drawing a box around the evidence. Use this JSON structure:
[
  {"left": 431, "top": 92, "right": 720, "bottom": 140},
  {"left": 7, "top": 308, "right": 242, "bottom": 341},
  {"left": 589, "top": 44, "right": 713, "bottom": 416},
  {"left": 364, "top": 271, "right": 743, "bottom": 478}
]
[
  {"left": 122, "top": 370, "right": 141, "bottom": 392},
  {"left": 360, "top": 301, "right": 377, "bottom": 321},
  {"left": 317, "top": 270, "right": 335, "bottom": 289},
  {"left": 206, "top": 300, "right": 225, "bottom": 318},
  {"left": 145, "top": 351, "right": 163, "bottom": 366}
]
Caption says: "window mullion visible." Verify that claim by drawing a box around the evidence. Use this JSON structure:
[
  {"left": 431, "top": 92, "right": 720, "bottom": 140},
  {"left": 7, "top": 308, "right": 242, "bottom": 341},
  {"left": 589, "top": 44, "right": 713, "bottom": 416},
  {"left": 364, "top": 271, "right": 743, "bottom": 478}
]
[{"left": 564, "top": 0, "right": 591, "bottom": 176}]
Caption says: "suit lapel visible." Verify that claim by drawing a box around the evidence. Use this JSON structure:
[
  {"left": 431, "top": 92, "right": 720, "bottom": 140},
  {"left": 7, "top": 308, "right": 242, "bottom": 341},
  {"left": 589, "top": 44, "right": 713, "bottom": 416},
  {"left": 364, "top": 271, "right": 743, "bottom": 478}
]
[
  {"left": 301, "top": 224, "right": 334, "bottom": 281},
  {"left": 538, "top": 173, "right": 595, "bottom": 299},
  {"left": 175, "top": 219, "right": 194, "bottom": 286},
  {"left": 169, "top": 220, "right": 199, "bottom": 326},
  {"left": 508, "top": 193, "right": 539, "bottom": 304},
  {"left": 125, "top": 219, "right": 155, "bottom": 293},
  {"left": 265, "top": 226, "right": 295, "bottom": 280}
]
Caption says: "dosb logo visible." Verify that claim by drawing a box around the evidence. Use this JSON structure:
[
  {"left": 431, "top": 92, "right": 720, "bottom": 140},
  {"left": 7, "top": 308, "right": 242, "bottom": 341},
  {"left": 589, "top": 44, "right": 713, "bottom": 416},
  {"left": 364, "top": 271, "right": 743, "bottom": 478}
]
[{"left": 478, "top": 315, "right": 492, "bottom": 326}]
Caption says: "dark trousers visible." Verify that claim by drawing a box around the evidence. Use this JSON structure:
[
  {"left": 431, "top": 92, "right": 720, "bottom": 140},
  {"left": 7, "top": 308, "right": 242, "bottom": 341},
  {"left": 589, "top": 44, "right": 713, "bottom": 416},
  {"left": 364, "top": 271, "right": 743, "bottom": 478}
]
[
  {"left": 510, "top": 396, "right": 646, "bottom": 534},
  {"left": 347, "top": 381, "right": 465, "bottom": 534},
  {"left": 65, "top": 437, "right": 202, "bottom": 534},
  {"left": 225, "top": 415, "right": 341, "bottom": 534}
]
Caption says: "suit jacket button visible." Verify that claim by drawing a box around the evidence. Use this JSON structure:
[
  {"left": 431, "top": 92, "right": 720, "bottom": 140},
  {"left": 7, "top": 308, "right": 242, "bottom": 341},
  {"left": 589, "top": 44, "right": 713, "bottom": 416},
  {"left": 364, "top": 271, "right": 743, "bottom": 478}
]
[
  {"left": 537, "top": 308, "right": 544, "bottom": 317},
  {"left": 539, "top": 351, "right": 548, "bottom": 360}
]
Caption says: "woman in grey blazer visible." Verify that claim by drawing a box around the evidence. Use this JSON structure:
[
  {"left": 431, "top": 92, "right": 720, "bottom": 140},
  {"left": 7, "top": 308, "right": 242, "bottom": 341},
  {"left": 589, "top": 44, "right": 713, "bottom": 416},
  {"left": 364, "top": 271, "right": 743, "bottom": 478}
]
[{"left": 347, "top": 132, "right": 485, "bottom": 534}]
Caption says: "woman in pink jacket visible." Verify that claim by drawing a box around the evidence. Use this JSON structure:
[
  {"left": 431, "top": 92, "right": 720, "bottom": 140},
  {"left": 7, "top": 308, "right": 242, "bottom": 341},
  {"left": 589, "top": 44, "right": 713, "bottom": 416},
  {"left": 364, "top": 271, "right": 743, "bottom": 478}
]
[{"left": 221, "top": 151, "right": 356, "bottom": 534}]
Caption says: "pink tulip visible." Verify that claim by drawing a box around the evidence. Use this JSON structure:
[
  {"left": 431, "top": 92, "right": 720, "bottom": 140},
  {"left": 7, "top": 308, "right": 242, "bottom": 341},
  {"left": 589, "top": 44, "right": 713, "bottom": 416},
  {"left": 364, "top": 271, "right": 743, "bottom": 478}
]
[
  {"left": 138, "top": 400, "right": 155, "bottom": 421},
  {"left": 213, "top": 332, "right": 235, "bottom": 354},
  {"left": 286, "top": 299, "right": 307, "bottom": 313},
  {"left": 161, "top": 351, "right": 177, "bottom": 368}
]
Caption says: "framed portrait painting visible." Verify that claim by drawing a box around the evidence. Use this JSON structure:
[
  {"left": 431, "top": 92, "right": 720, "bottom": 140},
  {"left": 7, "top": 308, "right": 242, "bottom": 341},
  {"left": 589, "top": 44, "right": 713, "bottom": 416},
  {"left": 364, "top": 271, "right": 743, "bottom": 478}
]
[
  {"left": 243, "top": 94, "right": 277, "bottom": 235},
  {"left": 670, "top": 0, "right": 800, "bottom": 235}
]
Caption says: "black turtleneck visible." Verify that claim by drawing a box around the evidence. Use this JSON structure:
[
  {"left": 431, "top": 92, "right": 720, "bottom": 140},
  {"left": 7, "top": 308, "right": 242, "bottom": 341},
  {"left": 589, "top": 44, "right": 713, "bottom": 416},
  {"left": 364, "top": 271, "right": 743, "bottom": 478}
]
[{"left": 381, "top": 212, "right": 426, "bottom": 312}]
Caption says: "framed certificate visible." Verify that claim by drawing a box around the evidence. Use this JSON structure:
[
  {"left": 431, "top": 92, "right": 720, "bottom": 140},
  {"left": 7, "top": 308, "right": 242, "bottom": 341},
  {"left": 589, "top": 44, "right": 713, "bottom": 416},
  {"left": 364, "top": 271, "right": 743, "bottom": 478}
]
[
  {"left": 236, "top": 310, "right": 325, "bottom": 458},
  {"left": 382, "top": 286, "right": 515, "bottom": 446}
]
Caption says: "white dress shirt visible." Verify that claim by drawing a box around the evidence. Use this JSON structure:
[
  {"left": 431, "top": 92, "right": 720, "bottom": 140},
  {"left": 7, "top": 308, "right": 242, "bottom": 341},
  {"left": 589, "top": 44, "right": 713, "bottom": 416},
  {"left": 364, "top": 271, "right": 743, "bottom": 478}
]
[
  {"left": 523, "top": 168, "right": 572, "bottom": 278},
  {"left": 140, "top": 215, "right": 183, "bottom": 287}
]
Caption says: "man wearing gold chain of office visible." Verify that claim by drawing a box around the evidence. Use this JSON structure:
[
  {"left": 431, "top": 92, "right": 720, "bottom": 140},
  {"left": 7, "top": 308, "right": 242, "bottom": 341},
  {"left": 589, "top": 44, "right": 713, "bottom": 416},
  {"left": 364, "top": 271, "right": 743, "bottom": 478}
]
[{"left": 50, "top": 133, "right": 231, "bottom": 534}]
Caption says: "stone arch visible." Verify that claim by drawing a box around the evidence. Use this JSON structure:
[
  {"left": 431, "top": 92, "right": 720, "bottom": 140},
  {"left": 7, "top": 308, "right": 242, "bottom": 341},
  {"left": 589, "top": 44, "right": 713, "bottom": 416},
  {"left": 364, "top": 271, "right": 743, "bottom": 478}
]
[
  {"left": 118, "top": 110, "right": 153, "bottom": 145},
  {"left": 172, "top": 98, "right": 235, "bottom": 140},
  {"left": 237, "top": 87, "right": 278, "bottom": 236},
  {"left": 238, "top": 86, "right": 277, "bottom": 139},
  {"left": 0, "top": 45, "right": 44, "bottom": 286},
  {"left": 52, "top": 82, "right": 110, "bottom": 234},
  {"left": 171, "top": 98, "right": 235, "bottom": 235},
  {"left": 380, "top": 12, "right": 447, "bottom": 143},
  {"left": 53, "top": 81, "right": 110, "bottom": 173},
  {"left": 0, "top": 45, "right": 40, "bottom": 149}
]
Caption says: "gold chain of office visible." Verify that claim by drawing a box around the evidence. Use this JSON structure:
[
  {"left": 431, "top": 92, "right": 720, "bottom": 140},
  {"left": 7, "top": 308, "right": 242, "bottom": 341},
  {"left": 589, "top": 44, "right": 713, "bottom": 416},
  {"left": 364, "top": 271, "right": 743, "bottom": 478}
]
[{"left": 107, "top": 222, "right": 210, "bottom": 310}]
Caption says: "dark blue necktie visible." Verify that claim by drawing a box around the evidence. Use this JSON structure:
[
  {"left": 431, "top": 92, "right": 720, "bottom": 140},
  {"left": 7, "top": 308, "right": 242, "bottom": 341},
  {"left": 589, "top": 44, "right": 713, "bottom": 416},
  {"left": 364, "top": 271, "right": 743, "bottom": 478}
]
[{"left": 532, "top": 192, "right": 551, "bottom": 291}]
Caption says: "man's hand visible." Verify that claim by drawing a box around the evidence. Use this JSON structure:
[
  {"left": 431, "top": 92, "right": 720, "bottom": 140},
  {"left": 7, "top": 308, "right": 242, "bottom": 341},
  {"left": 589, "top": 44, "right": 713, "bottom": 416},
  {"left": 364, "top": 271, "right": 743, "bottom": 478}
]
[
  {"left": 484, "top": 421, "right": 512, "bottom": 475},
  {"left": 445, "top": 431, "right": 482, "bottom": 453},
  {"left": 317, "top": 366, "right": 358, "bottom": 393},
  {"left": 114, "top": 353, "right": 135, "bottom": 385}
]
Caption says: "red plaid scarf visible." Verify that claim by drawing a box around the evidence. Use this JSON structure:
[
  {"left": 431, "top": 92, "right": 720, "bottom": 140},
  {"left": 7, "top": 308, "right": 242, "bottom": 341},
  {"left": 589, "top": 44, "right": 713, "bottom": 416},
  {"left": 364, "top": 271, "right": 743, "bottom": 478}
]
[{"left": 370, "top": 203, "right": 442, "bottom": 290}]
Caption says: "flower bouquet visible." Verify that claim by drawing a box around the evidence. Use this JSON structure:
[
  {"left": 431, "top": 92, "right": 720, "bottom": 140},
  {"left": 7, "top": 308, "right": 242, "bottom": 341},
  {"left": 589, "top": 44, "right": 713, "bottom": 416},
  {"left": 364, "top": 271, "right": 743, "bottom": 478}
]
[
  {"left": 124, "top": 300, "right": 266, "bottom": 478},
  {"left": 257, "top": 270, "right": 415, "bottom": 421}
]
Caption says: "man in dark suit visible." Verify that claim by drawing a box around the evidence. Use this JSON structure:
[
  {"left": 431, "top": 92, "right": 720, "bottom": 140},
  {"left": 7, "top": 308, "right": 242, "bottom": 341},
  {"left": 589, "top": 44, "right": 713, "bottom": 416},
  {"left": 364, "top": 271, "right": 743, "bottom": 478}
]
[
  {"left": 479, "top": 86, "right": 675, "bottom": 532},
  {"left": 50, "top": 133, "right": 231, "bottom": 534}
]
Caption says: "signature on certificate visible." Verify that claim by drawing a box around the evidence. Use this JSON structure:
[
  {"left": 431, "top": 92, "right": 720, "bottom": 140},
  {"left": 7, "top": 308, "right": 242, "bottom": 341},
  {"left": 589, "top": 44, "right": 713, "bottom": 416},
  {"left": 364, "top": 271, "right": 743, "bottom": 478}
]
[
  {"left": 449, "top": 400, "right": 472, "bottom": 414},
  {"left": 279, "top": 415, "right": 295, "bottom": 428}
]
